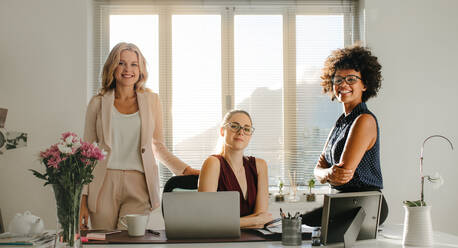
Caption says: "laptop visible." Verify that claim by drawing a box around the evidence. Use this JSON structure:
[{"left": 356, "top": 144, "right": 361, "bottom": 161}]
[{"left": 162, "top": 191, "right": 241, "bottom": 239}]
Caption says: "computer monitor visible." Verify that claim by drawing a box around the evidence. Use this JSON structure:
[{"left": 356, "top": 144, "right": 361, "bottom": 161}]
[{"left": 320, "top": 191, "right": 382, "bottom": 247}]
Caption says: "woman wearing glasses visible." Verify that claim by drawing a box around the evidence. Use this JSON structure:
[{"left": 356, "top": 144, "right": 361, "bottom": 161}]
[
  {"left": 302, "top": 45, "right": 388, "bottom": 226},
  {"left": 198, "top": 110, "right": 273, "bottom": 228}
]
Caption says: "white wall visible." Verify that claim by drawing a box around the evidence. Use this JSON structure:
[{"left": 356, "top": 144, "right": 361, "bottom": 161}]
[
  {"left": 0, "top": 0, "right": 89, "bottom": 230},
  {"left": 1, "top": 0, "right": 457, "bottom": 236},
  {"left": 364, "top": 0, "right": 458, "bottom": 235}
]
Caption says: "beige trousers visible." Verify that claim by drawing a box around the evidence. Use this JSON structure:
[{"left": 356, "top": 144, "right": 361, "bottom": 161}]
[{"left": 89, "top": 169, "right": 151, "bottom": 230}]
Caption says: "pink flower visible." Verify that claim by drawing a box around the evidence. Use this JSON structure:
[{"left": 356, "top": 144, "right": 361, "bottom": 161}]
[
  {"left": 61, "top": 132, "right": 78, "bottom": 141},
  {"left": 33, "top": 132, "right": 104, "bottom": 187},
  {"left": 40, "top": 144, "right": 59, "bottom": 160},
  {"left": 80, "top": 142, "right": 106, "bottom": 162},
  {"left": 44, "top": 152, "right": 68, "bottom": 169}
]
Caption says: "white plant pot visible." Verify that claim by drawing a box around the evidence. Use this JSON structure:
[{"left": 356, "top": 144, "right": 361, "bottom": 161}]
[{"left": 402, "top": 205, "right": 433, "bottom": 247}]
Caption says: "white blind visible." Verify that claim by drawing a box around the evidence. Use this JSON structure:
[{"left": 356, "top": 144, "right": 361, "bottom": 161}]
[
  {"left": 92, "top": 0, "right": 359, "bottom": 186},
  {"left": 294, "top": 15, "right": 346, "bottom": 185},
  {"left": 234, "top": 15, "right": 284, "bottom": 186},
  {"left": 168, "top": 15, "right": 222, "bottom": 183}
]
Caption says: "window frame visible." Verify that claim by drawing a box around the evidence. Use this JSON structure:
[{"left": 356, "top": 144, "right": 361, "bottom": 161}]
[{"left": 92, "top": 1, "right": 359, "bottom": 186}]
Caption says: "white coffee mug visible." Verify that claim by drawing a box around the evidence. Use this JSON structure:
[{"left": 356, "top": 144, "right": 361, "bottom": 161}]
[{"left": 119, "top": 214, "right": 148, "bottom": 237}]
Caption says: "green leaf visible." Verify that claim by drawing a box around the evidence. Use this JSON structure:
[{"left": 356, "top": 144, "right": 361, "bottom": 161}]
[
  {"left": 403, "top": 200, "right": 426, "bottom": 207},
  {"left": 308, "top": 178, "right": 315, "bottom": 188},
  {"left": 29, "top": 169, "right": 48, "bottom": 181}
]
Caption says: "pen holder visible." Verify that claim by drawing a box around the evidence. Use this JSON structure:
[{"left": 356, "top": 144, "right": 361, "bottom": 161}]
[{"left": 282, "top": 217, "right": 302, "bottom": 246}]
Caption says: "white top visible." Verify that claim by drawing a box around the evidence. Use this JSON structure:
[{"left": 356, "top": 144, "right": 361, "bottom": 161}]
[{"left": 108, "top": 106, "right": 144, "bottom": 172}]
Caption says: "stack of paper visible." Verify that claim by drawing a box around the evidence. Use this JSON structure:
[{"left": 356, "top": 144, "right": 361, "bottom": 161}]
[{"left": 0, "top": 232, "right": 55, "bottom": 246}]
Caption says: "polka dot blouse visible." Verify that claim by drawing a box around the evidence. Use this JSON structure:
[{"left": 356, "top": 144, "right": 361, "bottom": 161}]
[{"left": 324, "top": 102, "right": 383, "bottom": 191}]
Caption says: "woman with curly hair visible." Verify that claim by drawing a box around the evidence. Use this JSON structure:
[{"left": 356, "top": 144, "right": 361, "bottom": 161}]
[{"left": 302, "top": 44, "right": 388, "bottom": 226}]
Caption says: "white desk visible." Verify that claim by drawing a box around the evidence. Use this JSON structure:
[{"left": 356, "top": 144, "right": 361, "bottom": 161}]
[{"left": 83, "top": 224, "right": 458, "bottom": 248}]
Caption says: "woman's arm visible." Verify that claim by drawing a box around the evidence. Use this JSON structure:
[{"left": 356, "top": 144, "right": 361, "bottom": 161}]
[
  {"left": 197, "top": 156, "right": 220, "bottom": 192},
  {"left": 83, "top": 96, "right": 99, "bottom": 146},
  {"left": 239, "top": 159, "right": 273, "bottom": 228},
  {"left": 314, "top": 126, "right": 334, "bottom": 184},
  {"left": 151, "top": 94, "right": 199, "bottom": 175},
  {"left": 80, "top": 96, "right": 99, "bottom": 229},
  {"left": 315, "top": 153, "right": 349, "bottom": 186},
  {"left": 328, "top": 114, "right": 377, "bottom": 186},
  {"left": 314, "top": 153, "right": 332, "bottom": 184}
]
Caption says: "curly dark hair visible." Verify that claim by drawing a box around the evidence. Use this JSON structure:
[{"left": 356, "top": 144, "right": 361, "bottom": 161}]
[{"left": 320, "top": 45, "right": 382, "bottom": 102}]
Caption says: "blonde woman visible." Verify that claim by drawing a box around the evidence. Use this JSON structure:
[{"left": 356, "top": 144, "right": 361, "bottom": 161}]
[
  {"left": 198, "top": 110, "right": 273, "bottom": 228},
  {"left": 79, "top": 42, "right": 199, "bottom": 230}
]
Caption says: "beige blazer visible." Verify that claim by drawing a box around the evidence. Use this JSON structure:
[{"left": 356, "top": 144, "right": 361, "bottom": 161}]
[{"left": 82, "top": 90, "right": 188, "bottom": 213}]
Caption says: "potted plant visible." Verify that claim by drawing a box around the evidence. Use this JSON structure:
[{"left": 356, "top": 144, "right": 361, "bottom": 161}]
[
  {"left": 305, "top": 178, "right": 316, "bottom": 202},
  {"left": 275, "top": 179, "right": 285, "bottom": 202},
  {"left": 402, "top": 135, "right": 453, "bottom": 247}
]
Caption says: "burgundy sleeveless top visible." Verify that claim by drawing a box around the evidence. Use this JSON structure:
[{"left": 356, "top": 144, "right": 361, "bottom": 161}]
[{"left": 212, "top": 155, "right": 258, "bottom": 217}]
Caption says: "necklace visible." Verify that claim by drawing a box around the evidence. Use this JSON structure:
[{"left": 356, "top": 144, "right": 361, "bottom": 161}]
[{"left": 233, "top": 165, "right": 244, "bottom": 174}]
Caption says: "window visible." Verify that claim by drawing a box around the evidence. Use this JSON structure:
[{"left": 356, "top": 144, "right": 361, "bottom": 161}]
[
  {"left": 93, "top": 0, "right": 359, "bottom": 186},
  {"left": 295, "top": 15, "right": 345, "bottom": 182},
  {"left": 109, "top": 15, "right": 159, "bottom": 93},
  {"left": 234, "top": 15, "right": 284, "bottom": 185},
  {"left": 169, "top": 15, "right": 222, "bottom": 181}
]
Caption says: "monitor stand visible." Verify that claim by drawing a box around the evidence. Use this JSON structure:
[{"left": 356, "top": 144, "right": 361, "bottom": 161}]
[{"left": 343, "top": 207, "right": 366, "bottom": 248}]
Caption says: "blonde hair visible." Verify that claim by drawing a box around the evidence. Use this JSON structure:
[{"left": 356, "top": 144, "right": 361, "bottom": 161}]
[
  {"left": 216, "top": 109, "right": 253, "bottom": 154},
  {"left": 221, "top": 109, "right": 252, "bottom": 127},
  {"left": 99, "top": 42, "right": 148, "bottom": 95}
]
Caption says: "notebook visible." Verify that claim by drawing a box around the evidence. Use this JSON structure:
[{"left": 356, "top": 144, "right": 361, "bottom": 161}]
[{"left": 162, "top": 191, "right": 241, "bottom": 239}]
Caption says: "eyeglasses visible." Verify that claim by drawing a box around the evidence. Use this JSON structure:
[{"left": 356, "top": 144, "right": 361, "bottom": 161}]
[
  {"left": 332, "top": 75, "right": 361, "bottom": 85},
  {"left": 224, "top": 122, "right": 255, "bottom": 136}
]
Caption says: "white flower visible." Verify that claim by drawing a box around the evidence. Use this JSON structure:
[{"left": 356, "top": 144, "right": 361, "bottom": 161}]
[
  {"left": 425, "top": 172, "right": 444, "bottom": 190},
  {"left": 65, "top": 136, "right": 74, "bottom": 145},
  {"left": 57, "top": 143, "right": 72, "bottom": 154},
  {"left": 73, "top": 140, "right": 81, "bottom": 149}
]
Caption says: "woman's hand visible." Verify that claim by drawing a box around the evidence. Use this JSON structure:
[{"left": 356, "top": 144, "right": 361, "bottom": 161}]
[
  {"left": 79, "top": 195, "right": 89, "bottom": 230},
  {"left": 183, "top": 166, "right": 200, "bottom": 175},
  {"left": 327, "top": 162, "right": 353, "bottom": 186},
  {"left": 242, "top": 212, "right": 273, "bottom": 229},
  {"left": 255, "top": 212, "right": 273, "bottom": 226},
  {"left": 314, "top": 154, "right": 331, "bottom": 184}
]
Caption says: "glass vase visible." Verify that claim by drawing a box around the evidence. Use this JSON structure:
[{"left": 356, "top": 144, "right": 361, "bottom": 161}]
[{"left": 53, "top": 183, "right": 83, "bottom": 248}]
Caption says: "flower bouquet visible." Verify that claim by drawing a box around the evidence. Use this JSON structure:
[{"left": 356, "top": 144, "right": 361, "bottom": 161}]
[{"left": 30, "top": 132, "right": 105, "bottom": 247}]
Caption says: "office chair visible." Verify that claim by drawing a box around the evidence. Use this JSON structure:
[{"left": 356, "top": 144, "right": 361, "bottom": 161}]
[
  {"left": 163, "top": 175, "right": 199, "bottom": 193},
  {"left": 161, "top": 175, "right": 199, "bottom": 217}
]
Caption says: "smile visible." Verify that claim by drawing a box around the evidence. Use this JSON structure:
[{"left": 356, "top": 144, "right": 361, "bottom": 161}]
[{"left": 122, "top": 74, "right": 135, "bottom": 78}]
